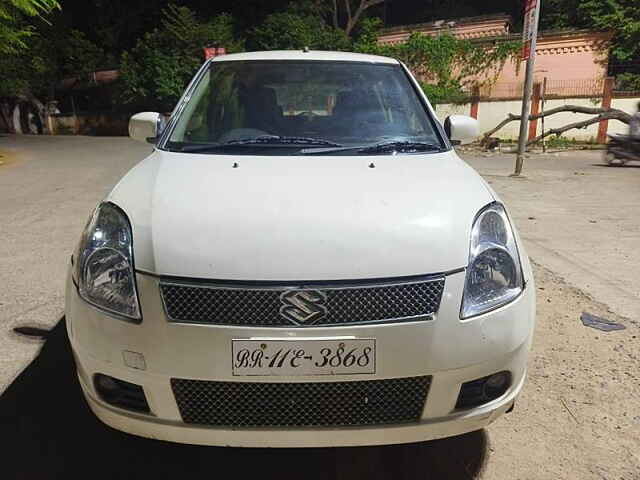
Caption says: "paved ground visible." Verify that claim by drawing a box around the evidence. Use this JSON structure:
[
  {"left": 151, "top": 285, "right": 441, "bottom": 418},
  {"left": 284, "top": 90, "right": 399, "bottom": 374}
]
[
  {"left": 461, "top": 149, "right": 640, "bottom": 322},
  {"left": 0, "top": 135, "right": 153, "bottom": 388},
  {"left": 1, "top": 135, "right": 638, "bottom": 479}
]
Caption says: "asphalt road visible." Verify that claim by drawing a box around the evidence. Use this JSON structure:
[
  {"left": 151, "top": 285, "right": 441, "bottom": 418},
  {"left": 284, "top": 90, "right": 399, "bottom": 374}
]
[
  {"left": 0, "top": 135, "right": 152, "bottom": 387},
  {"left": 1, "top": 135, "right": 638, "bottom": 478}
]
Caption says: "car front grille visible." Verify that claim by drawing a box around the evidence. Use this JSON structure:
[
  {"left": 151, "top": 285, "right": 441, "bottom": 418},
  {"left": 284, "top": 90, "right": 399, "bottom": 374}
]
[
  {"left": 170, "top": 376, "right": 431, "bottom": 428},
  {"left": 160, "top": 276, "right": 444, "bottom": 326}
]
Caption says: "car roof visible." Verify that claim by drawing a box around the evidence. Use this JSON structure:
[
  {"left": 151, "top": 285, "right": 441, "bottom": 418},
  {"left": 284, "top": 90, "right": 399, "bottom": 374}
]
[{"left": 210, "top": 50, "right": 399, "bottom": 65}]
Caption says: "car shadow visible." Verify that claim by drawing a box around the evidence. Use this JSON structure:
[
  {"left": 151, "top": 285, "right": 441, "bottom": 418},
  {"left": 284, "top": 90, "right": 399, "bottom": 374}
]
[{"left": 1, "top": 318, "right": 489, "bottom": 480}]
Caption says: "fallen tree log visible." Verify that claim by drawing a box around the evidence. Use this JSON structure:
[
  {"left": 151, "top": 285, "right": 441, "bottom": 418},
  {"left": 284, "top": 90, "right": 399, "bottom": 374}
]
[
  {"left": 481, "top": 105, "right": 632, "bottom": 145},
  {"left": 526, "top": 115, "right": 608, "bottom": 145}
]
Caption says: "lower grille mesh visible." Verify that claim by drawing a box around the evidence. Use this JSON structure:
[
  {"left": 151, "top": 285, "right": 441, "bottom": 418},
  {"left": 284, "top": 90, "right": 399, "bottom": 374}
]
[{"left": 171, "top": 376, "right": 431, "bottom": 427}]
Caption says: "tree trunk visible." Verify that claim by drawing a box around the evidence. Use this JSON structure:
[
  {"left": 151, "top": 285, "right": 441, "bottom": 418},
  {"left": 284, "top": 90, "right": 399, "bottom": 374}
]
[{"left": 339, "top": 0, "right": 384, "bottom": 36}]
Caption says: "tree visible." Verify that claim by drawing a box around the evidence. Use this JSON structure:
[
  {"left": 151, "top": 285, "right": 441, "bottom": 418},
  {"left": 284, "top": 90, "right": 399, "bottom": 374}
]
[
  {"left": 578, "top": 0, "right": 639, "bottom": 64},
  {"left": 0, "top": 26, "right": 106, "bottom": 98},
  {"left": 83, "top": 0, "right": 166, "bottom": 56},
  {"left": 250, "top": 2, "right": 350, "bottom": 51},
  {"left": 119, "top": 4, "right": 242, "bottom": 111},
  {"left": 481, "top": 105, "right": 631, "bottom": 146},
  {"left": 542, "top": 0, "right": 640, "bottom": 83},
  {"left": 0, "top": 0, "right": 59, "bottom": 54},
  {"left": 329, "top": 0, "right": 384, "bottom": 36},
  {"left": 0, "top": 23, "right": 107, "bottom": 134}
]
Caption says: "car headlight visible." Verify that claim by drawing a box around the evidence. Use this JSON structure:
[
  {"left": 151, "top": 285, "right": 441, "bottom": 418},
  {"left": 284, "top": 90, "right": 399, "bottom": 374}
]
[
  {"left": 74, "top": 202, "right": 141, "bottom": 321},
  {"left": 461, "top": 203, "right": 524, "bottom": 319}
]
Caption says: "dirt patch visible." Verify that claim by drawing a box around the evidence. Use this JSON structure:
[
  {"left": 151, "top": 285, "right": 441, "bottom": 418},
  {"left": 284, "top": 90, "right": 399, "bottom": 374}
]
[
  {"left": 484, "top": 263, "right": 639, "bottom": 479},
  {"left": 0, "top": 150, "right": 19, "bottom": 168}
]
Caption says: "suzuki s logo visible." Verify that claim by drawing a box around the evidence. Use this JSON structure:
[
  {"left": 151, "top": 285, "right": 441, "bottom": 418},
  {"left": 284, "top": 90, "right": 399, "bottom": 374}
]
[{"left": 279, "top": 290, "right": 327, "bottom": 325}]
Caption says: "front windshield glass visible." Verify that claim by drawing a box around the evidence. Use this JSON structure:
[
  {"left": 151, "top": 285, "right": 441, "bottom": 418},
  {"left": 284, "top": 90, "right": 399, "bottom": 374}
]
[{"left": 165, "top": 60, "right": 445, "bottom": 154}]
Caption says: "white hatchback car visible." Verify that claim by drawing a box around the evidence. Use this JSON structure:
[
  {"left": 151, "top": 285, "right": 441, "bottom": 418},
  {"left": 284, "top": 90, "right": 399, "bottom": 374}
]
[{"left": 66, "top": 50, "right": 535, "bottom": 447}]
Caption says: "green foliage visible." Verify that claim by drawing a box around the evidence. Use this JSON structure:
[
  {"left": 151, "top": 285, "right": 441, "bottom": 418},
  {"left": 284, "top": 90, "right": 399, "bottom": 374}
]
[
  {"left": 0, "top": 0, "right": 93, "bottom": 99},
  {"left": 37, "top": 29, "right": 106, "bottom": 79},
  {"left": 545, "top": 135, "right": 580, "bottom": 149},
  {"left": 0, "top": 0, "right": 59, "bottom": 54},
  {"left": 351, "top": 17, "right": 383, "bottom": 53},
  {"left": 420, "top": 82, "right": 468, "bottom": 106},
  {"left": 542, "top": 0, "right": 640, "bottom": 64},
  {"left": 617, "top": 73, "right": 640, "bottom": 91},
  {"left": 119, "top": 4, "right": 242, "bottom": 111},
  {"left": 578, "top": 0, "right": 640, "bottom": 63},
  {"left": 250, "top": 4, "right": 350, "bottom": 51},
  {"left": 0, "top": 27, "right": 106, "bottom": 98}
]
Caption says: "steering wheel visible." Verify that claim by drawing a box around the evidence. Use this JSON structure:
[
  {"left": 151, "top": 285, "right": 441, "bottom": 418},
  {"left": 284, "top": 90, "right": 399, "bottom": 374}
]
[{"left": 296, "top": 111, "right": 317, "bottom": 119}]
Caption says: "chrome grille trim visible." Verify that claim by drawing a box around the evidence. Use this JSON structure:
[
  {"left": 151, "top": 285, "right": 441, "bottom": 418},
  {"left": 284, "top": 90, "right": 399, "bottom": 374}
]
[
  {"left": 159, "top": 276, "right": 445, "bottom": 326},
  {"left": 171, "top": 376, "right": 431, "bottom": 427}
]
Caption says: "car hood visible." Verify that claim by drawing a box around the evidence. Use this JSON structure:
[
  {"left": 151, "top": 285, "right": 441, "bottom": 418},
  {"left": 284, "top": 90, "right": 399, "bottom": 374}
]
[{"left": 108, "top": 150, "right": 494, "bottom": 281}]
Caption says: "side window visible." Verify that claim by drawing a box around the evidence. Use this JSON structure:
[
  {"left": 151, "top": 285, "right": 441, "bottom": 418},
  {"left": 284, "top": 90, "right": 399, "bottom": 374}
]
[
  {"left": 184, "top": 83, "right": 211, "bottom": 141},
  {"left": 170, "top": 71, "right": 211, "bottom": 142}
]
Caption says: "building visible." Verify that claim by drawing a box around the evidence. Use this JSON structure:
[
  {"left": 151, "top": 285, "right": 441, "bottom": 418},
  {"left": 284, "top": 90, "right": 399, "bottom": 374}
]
[{"left": 378, "top": 14, "right": 613, "bottom": 100}]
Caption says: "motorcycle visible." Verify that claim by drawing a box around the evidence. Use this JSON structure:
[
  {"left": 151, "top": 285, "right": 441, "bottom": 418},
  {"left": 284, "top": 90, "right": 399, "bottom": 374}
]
[{"left": 605, "top": 134, "right": 640, "bottom": 166}]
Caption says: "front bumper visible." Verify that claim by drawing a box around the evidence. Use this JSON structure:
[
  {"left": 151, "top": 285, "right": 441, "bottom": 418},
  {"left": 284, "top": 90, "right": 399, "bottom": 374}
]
[{"left": 66, "top": 269, "right": 535, "bottom": 447}]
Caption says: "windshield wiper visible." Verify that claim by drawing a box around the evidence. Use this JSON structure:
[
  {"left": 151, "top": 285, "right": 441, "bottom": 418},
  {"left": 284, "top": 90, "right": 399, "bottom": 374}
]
[
  {"left": 301, "top": 140, "right": 443, "bottom": 155},
  {"left": 226, "top": 135, "right": 342, "bottom": 147},
  {"left": 171, "top": 136, "right": 343, "bottom": 153},
  {"left": 358, "top": 141, "right": 443, "bottom": 154}
]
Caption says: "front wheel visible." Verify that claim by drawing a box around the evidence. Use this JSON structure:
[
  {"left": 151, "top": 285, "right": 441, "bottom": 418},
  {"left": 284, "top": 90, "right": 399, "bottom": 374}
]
[{"left": 605, "top": 151, "right": 626, "bottom": 166}]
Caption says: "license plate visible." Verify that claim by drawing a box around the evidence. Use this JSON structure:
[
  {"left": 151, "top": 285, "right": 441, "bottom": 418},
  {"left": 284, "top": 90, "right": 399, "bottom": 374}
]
[{"left": 232, "top": 339, "right": 376, "bottom": 376}]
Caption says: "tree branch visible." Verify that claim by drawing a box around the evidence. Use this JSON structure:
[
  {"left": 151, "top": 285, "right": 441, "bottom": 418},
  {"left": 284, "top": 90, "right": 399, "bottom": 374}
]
[
  {"left": 332, "top": 0, "right": 339, "bottom": 28},
  {"left": 344, "top": 0, "right": 384, "bottom": 36},
  {"left": 526, "top": 116, "right": 608, "bottom": 146},
  {"left": 343, "top": 0, "right": 352, "bottom": 26},
  {"left": 481, "top": 105, "right": 632, "bottom": 143},
  {"left": 482, "top": 114, "right": 518, "bottom": 140}
]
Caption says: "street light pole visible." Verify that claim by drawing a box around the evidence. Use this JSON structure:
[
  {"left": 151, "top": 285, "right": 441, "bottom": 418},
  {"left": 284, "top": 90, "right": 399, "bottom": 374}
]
[{"left": 514, "top": 0, "right": 542, "bottom": 176}]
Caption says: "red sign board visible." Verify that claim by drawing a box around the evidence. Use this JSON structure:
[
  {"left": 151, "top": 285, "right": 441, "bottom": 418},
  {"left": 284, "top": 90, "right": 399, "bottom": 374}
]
[
  {"left": 204, "top": 46, "right": 226, "bottom": 60},
  {"left": 522, "top": 0, "right": 537, "bottom": 60}
]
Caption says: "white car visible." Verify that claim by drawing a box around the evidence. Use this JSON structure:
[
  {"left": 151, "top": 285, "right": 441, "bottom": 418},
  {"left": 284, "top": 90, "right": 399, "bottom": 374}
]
[{"left": 66, "top": 50, "right": 535, "bottom": 447}]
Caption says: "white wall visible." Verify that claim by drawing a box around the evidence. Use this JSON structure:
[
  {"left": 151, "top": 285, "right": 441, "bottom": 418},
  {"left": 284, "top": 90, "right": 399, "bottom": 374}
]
[
  {"left": 435, "top": 96, "right": 639, "bottom": 141},
  {"left": 474, "top": 100, "right": 523, "bottom": 139},
  {"left": 610, "top": 98, "right": 640, "bottom": 135},
  {"left": 434, "top": 103, "right": 468, "bottom": 120},
  {"left": 535, "top": 98, "right": 602, "bottom": 142}
]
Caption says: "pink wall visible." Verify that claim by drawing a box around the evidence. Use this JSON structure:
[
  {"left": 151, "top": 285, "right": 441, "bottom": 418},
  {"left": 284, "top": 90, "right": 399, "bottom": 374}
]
[
  {"left": 490, "top": 31, "right": 612, "bottom": 97},
  {"left": 378, "top": 16, "right": 613, "bottom": 99}
]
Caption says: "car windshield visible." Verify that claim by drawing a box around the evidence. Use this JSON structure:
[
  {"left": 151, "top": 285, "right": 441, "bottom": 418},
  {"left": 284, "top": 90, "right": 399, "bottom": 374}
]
[{"left": 164, "top": 60, "right": 445, "bottom": 155}]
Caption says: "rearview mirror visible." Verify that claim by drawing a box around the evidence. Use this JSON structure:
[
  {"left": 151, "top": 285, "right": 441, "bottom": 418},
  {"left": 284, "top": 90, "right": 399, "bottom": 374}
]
[
  {"left": 444, "top": 115, "right": 479, "bottom": 145},
  {"left": 128, "top": 112, "right": 166, "bottom": 144}
]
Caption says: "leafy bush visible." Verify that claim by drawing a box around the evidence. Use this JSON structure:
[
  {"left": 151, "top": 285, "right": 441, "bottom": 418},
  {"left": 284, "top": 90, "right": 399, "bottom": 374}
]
[
  {"left": 250, "top": 5, "right": 350, "bottom": 51},
  {"left": 0, "top": 27, "right": 106, "bottom": 98},
  {"left": 617, "top": 73, "right": 640, "bottom": 92},
  {"left": 119, "top": 4, "right": 242, "bottom": 111}
]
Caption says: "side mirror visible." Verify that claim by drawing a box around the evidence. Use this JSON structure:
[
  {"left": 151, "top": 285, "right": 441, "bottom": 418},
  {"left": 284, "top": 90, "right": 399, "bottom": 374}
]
[
  {"left": 444, "top": 115, "right": 479, "bottom": 145},
  {"left": 128, "top": 112, "right": 166, "bottom": 144}
]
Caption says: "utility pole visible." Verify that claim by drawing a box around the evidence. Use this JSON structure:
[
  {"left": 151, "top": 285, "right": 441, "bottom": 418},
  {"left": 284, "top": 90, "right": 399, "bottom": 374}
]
[
  {"left": 541, "top": 76, "right": 547, "bottom": 153},
  {"left": 514, "top": 0, "right": 542, "bottom": 176}
]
